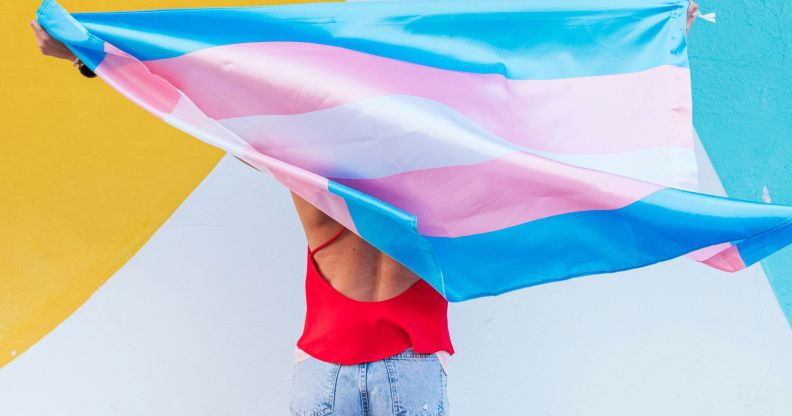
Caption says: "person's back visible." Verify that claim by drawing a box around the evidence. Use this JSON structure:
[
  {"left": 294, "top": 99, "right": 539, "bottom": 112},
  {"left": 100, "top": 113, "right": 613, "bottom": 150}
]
[
  {"left": 292, "top": 192, "right": 421, "bottom": 302},
  {"left": 290, "top": 192, "right": 453, "bottom": 415}
]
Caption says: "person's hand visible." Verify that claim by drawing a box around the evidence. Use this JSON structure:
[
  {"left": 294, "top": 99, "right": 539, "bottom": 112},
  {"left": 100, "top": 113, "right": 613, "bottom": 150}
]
[
  {"left": 686, "top": 1, "right": 699, "bottom": 34},
  {"left": 30, "top": 19, "right": 77, "bottom": 61}
]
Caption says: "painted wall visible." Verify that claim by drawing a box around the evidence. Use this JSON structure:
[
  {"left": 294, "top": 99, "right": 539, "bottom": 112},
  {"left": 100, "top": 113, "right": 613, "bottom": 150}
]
[
  {"left": 689, "top": 0, "right": 792, "bottom": 323},
  {"left": 0, "top": 0, "right": 225, "bottom": 368}
]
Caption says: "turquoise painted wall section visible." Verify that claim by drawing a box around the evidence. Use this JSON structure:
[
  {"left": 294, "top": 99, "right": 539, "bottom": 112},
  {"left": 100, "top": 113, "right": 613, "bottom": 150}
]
[{"left": 689, "top": 2, "right": 792, "bottom": 326}]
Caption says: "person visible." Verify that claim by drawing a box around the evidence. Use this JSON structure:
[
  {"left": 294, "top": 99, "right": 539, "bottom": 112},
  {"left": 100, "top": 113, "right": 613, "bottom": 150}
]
[
  {"left": 30, "top": 2, "right": 700, "bottom": 414},
  {"left": 29, "top": 17, "right": 453, "bottom": 415}
]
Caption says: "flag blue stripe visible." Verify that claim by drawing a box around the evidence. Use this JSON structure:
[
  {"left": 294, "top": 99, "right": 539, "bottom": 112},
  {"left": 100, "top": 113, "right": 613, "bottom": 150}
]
[
  {"left": 332, "top": 180, "right": 792, "bottom": 301},
  {"left": 426, "top": 189, "right": 792, "bottom": 301},
  {"left": 39, "top": 0, "right": 690, "bottom": 80}
]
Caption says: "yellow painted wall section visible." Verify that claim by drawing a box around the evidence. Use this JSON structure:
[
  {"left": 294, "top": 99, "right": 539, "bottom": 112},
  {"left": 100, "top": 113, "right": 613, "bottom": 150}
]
[{"left": 0, "top": 0, "right": 327, "bottom": 368}]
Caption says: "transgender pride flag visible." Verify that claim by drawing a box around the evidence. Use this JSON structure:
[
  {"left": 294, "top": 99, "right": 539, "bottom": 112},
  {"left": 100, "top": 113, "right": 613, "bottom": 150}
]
[{"left": 37, "top": 0, "right": 792, "bottom": 301}]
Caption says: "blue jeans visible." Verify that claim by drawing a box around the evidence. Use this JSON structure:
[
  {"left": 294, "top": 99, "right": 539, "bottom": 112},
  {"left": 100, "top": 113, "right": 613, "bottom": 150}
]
[{"left": 289, "top": 348, "right": 449, "bottom": 415}]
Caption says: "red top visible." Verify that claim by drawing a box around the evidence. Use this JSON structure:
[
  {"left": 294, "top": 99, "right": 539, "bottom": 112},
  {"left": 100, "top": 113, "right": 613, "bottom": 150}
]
[{"left": 296, "top": 227, "right": 454, "bottom": 364}]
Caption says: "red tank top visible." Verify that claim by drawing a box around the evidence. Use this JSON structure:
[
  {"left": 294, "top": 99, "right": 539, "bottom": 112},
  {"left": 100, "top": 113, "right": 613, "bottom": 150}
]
[{"left": 296, "top": 227, "right": 454, "bottom": 365}]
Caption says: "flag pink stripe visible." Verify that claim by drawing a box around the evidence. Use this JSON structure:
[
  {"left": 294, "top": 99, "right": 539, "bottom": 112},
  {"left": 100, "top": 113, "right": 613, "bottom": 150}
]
[
  {"left": 95, "top": 44, "right": 357, "bottom": 234},
  {"left": 701, "top": 245, "right": 747, "bottom": 272},
  {"left": 95, "top": 43, "right": 181, "bottom": 116},
  {"left": 142, "top": 42, "right": 692, "bottom": 154},
  {"left": 334, "top": 152, "right": 662, "bottom": 237}
]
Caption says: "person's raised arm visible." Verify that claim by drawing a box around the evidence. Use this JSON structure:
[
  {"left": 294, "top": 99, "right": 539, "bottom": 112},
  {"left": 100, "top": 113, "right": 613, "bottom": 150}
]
[
  {"left": 30, "top": 19, "right": 95, "bottom": 77},
  {"left": 233, "top": 156, "right": 341, "bottom": 247}
]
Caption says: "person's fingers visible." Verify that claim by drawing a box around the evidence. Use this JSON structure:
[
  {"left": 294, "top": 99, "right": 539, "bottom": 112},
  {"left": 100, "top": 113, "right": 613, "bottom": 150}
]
[
  {"left": 689, "top": 2, "right": 699, "bottom": 17},
  {"left": 31, "top": 20, "right": 46, "bottom": 38},
  {"left": 31, "top": 21, "right": 48, "bottom": 46},
  {"left": 30, "top": 19, "right": 72, "bottom": 59},
  {"left": 32, "top": 29, "right": 45, "bottom": 48},
  {"left": 686, "top": 1, "right": 699, "bottom": 33}
]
